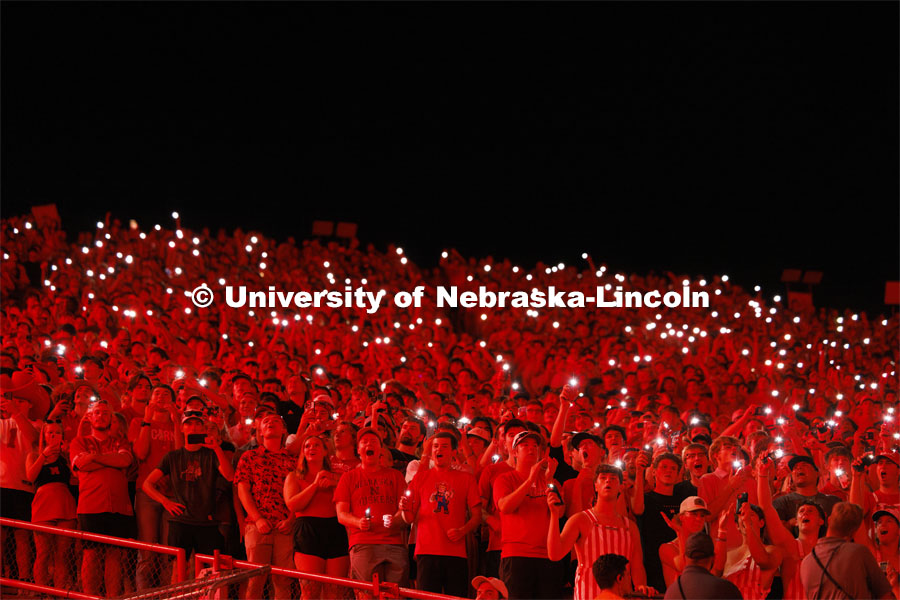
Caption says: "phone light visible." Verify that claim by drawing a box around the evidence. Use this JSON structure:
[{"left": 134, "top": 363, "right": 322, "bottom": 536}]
[
  {"left": 733, "top": 460, "right": 742, "bottom": 469},
  {"left": 175, "top": 370, "right": 184, "bottom": 379},
  {"left": 614, "top": 460, "right": 624, "bottom": 469},
  {"left": 492, "top": 454, "right": 500, "bottom": 463},
  {"left": 569, "top": 377, "right": 578, "bottom": 387},
  {"left": 244, "top": 418, "right": 253, "bottom": 425}
]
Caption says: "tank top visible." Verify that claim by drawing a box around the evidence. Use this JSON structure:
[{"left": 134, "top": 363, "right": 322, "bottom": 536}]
[
  {"left": 784, "top": 538, "right": 807, "bottom": 600},
  {"left": 724, "top": 551, "right": 771, "bottom": 600},
  {"left": 31, "top": 455, "right": 77, "bottom": 523},
  {"left": 574, "top": 509, "right": 633, "bottom": 600}
]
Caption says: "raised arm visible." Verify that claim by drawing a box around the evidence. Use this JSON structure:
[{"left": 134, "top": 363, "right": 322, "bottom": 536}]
[{"left": 757, "top": 459, "right": 797, "bottom": 556}]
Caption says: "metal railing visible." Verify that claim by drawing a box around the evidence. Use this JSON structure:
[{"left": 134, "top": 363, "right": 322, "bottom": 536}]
[{"left": 0, "top": 517, "right": 187, "bottom": 597}]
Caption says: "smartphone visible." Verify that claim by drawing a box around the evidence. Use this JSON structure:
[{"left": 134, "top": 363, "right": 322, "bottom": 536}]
[
  {"left": 186, "top": 433, "right": 207, "bottom": 445},
  {"left": 736, "top": 492, "right": 748, "bottom": 515}
]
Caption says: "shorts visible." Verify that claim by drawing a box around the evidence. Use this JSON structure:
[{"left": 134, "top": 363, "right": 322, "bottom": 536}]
[
  {"left": 500, "top": 556, "right": 564, "bottom": 600},
  {"left": 0, "top": 488, "right": 33, "bottom": 522},
  {"left": 167, "top": 521, "right": 224, "bottom": 557},
  {"left": 293, "top": 516, "right": 349, "bottom": 560},
  {"left": 416, "top": 554, "right": 468, "bottom": 597},
  {"left": 78, "top": 512, "right": 136, "bottom": 548},
  {"left": 349, "top": 543, "right": 408, "bottom": 586}
]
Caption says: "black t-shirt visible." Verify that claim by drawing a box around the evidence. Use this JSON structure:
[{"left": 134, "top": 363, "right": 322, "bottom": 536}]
[
  {"left": 276, "top": 400, "right": 304, "bottom": 434},
  {"left": 550, "top": 445, "right": 578, "bottom": 484},
  {"left": 673, "top": 479, "right": 698, "bottom": 498},
  {"left": 390, "top": 448, "right": 417, "bottom": 474},
  {"left": 158, "top": 447, "right": 223, "bottom": 526},
  {"left": 639, "top": 488, "right": 692, "bottom": 592}
]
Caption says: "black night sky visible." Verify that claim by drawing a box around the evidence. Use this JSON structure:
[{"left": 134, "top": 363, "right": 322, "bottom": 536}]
[{"left": 2, "top": 3, "right": 897, "bottom": 313}]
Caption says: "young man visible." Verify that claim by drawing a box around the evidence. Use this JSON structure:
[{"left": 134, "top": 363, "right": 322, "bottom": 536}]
[
  {"left": 562, "top": 431, "right": 606, "bottom": 518},
  {"left": 757, "top": 458, "right": 825, "bottom": 600},
  {"left": 592, "top": 554, "right": 631, "bottom": 600},
  {"left": 850, "top": 450, "right": 900, "bottom": 539},
  {"left": 800, "top": 502, "right": 892, "bottom": 600},
  {"left": 400, "top": 431, "right": 482, "bottom": 597},
  {"left": 130, "top": 384, "right": 179, "bottom": 590},
  {"left": 663, "top": 532, "right": 742, "bottom": 600},
  {"left": 697, "top": 435, "right": 752, "bottom": 547},
  {"left": 633, "top": 452, "right": 692, "bottom": 593},
  {"left": 234, "top": 413, "right": 296, "bottom": 600},
  {"left": 70, "top": 400, "right": 134, "bottom": 597},
  {"left": 335, "top": 427, "right": 409, "bottom": 599},
  {"left": 675, "top": 443, "right": 709, "bottom": 496},
  {"left": 548, "top": 464, "right": 652, "bottom": 600},
  {"left": 495, "top": 431, "right": 563, "bottom": 599},
  {"left": 772, "top": 455, "right": 840, "bottom": 524},
  {"left": 142, "top": 411, "right": 233, "bottom": 563},
  {"left": 392, "top": 417, "right": 426, "bottom": 474},
  {"left": 478, "top": 418, "right": 527, "bottom": 578},
  {"left": 819, "top": 445, "right": 852, "bottom": 500},
  {"left": 472, "top": 575, "right": 509, "bottom": 600}
]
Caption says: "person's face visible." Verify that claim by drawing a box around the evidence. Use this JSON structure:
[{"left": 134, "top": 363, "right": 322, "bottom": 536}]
[
  {"left": 792, "top": 462, "right": 817, "bottom": 486},
  {"left": 132, "top": 378, "right": 152, "bottom": 403},
  {"left": 83, "top": 361, "right": 103, "bottom": 381},
  {"left": 604, "top": 430, "right": 624, "bottom": 450},
  {"left": 358, "top": 433, "right": 382, "bottom": 464},
  {"left": 680, "top": 509, "right": 708, "bottom": 534},
  {"left": 655, "top": 458, "right": 681, "bottom": 486},
  {"left": 876, "top": 459, "right": 899, "bottom": 486},
  {"left": 504, "top": 427, "right": 525, "bottom": 456},
  {"left": 43, "top": 423, "right": 63, "bottom": 447},
  {"left": 543, "top": 405, "right": 558, "bottom": 428},
  {"left": 399, "top": 420, "right": 424, "bottom": 446},
  {"left": 796, "top": 504, "right": 825, "bottom": 534},
  {"left": 475, "top": 583, "right": 500, "bottom": 600},
  {"left": 259, "top": 417, "right": 285, "bottom": 441},
  {"left": 579, "top": 440, "right": 603, "bottom": 466},
  {"left": 311, "top": 403, "right": 330, "bottom": 422},
  {"left": 524, "top": 403, "right": 542, "bottom": 423},
  {"left": 514, "top": 438, "right": 540, "bottom": 465},
  {"left": 303, "top": 437, "right": 327, "bottom": 462},
  {"left": 738, "top": 509, "right": 764, "bottom": 535},
  {"left": 334, "top": 424, "right": 355, "bottom": 448},
  {"left": 238, "top": 394, "right": 258, "bottom": 417},
  {"left": 875, "top": 515, "right": 899, "bottom": 545},
  {"left": 150, "top": 386, "right": 173, "bottom": 411},
  {"left": 89, "top": 404, "right": 112, "bottom": 430},
  {"left": 715, "top": 443, "right": 739, "bottom": 468},
  {"left": 233, "top": 378, "right": 252, "bottom": 401},
  {"left": 432, "top": 437, "right": 454, "bottom": 468},
  {"left": 683, "top": 448, "right": 709, "bottom": 478},
  {"left": 74, "top": 386, "right": 95, "bottom": 414},
  {"left": 595, "top": 472, "right": 622, "bottom": 500},
  {"left": 182, "top": 418, "right": 206, "bottom": 438},
  {"left": 828, "top": 455, "right": 851, "bottom": 480},
  {"left": 467, "top": 436, "right": 488, "bottom": 456}
]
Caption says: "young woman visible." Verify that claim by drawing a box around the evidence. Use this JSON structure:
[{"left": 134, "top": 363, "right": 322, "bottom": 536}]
[
  {"left": 659, "top": 496, "right": 711, "bottom": 587},
  {"left": 25, "top": 421, "right": 77, "bottom": 589},
  {"left": 714, "top": 502, "right": 783, "bottom": 600},
  {"left": 283, "top": 435, "right": 349, "bottom": 599}
]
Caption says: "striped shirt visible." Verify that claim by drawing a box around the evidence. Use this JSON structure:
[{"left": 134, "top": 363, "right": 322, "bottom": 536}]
[
  {"left": 723, "top": 552, "right": 770, "bottom": 600},
  {"left": 573, "top": 509, "right": 634, "bottom": 600}
]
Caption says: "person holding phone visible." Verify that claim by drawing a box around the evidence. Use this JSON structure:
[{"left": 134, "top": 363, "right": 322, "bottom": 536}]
[{"left": 142, "top": 411, "right": 234, "bottom": 566}]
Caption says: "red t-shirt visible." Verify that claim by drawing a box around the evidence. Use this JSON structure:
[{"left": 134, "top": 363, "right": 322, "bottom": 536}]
[
  {"left": 409, "top": 467, "right": 481, "bottom": 558},
  {"left": 492, "top": 470, "right": 558, "bottom": 559},
  {"left": 294, "top": 471, "right": 339, "bottom": 519},
  {"left": 478, "top": 461, "right": 513, "bottom": 551},
  {"left": 333, "top": 465, "right": 407, "bottom": 547},
  {"left": 70, "top": 435, "right": 134, "bottom": 516}
]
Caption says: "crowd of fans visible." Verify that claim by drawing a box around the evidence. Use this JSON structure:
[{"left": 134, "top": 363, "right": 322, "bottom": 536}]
[{"left": 0, "top": 209, "right": 898, "bottom": 599}]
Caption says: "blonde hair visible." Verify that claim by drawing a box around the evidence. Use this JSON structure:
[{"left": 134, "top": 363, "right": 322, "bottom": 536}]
[{"left": 827, "top": 502, "right": 862, "bottom": 538}]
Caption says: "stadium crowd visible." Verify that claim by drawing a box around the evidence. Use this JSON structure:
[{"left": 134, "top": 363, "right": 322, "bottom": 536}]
[{"left": 0, "top": 210, "right": 898, "bottom": 599}]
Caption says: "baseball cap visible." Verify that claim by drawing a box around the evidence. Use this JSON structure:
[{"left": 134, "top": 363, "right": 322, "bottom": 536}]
[
  {"left": 679, "top": 496, "right": 710, "bottom": 515},
  {"left": 684, "top": 531, "right": 715, "bottom": 559},
  {"left": 875, "top": 451, "right": 900, "bottom": 467},
  {"left": 471, "top": 576, "right": 508, "bottom": 599},
  {"left": 312, "top": 393, "right": 334, "bottom": 408},
  {"left": 466, "top": 427, "right": 491, "bottom": 444},
  {"left": 788, "top": 455, "right": 818, "bottom": 471},
  {"left": 572, "top": 432, "right": 603, "bottom": 450},
  {"left": 512, "top": 431, "right": 544, "bottom": 449},
  {"left": 873, "top": 510, "right": 900, "bottom": 527},
  {"left": 356, "top": 427, "right": 383, "bottom": 445}
]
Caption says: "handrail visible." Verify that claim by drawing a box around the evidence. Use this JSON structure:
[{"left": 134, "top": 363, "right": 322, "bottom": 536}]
[
  {"left": 0, "top": 577, "right": 102, "bottom": 599},
  {"left": 195, "top": 551, "right": 466, "bottom": 600},
  {"left": 0, "top": 517, "right": 187, "bottom": 583}
]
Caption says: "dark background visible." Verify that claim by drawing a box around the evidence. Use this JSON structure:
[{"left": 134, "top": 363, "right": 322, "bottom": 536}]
[{"left": 2, "top": 3, "right": 897, "bottom": 313}]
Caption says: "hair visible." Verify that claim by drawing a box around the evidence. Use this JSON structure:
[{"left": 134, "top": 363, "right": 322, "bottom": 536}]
[
  {"left": 296, "top": 435, "right": 332, "bottom": 478},
  {"left": 827, "top": 502, "right": 863, "bottom": 538},
  {"left": 403, "top": 417, "right": 427, "bottom": 439},
  {"left": 432, "top": 431, "right": 459, "bottom": 450},
  {"left": 592, "top": 554, "right": 629, "bottom": 590},
  {"left": 36, "top": 420, "right": 63, "bottom": 458},
  {"left": 652, "top": 452, "right": 683, "bottom": 470},
  {"left": 127, "top": 372, "right": 153, "bottom": 392},
  {"left": 824, "top": 445, "right": 852, "bottom": 464},
  {"left": 501, "top": 418, "right": 527, "bottom": 435},
  {"left": 596, "top": 464, "right": 624, "bottom": 483},
  {"left": 709, "top": 435, "right": 741, "bottom": 468}
]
